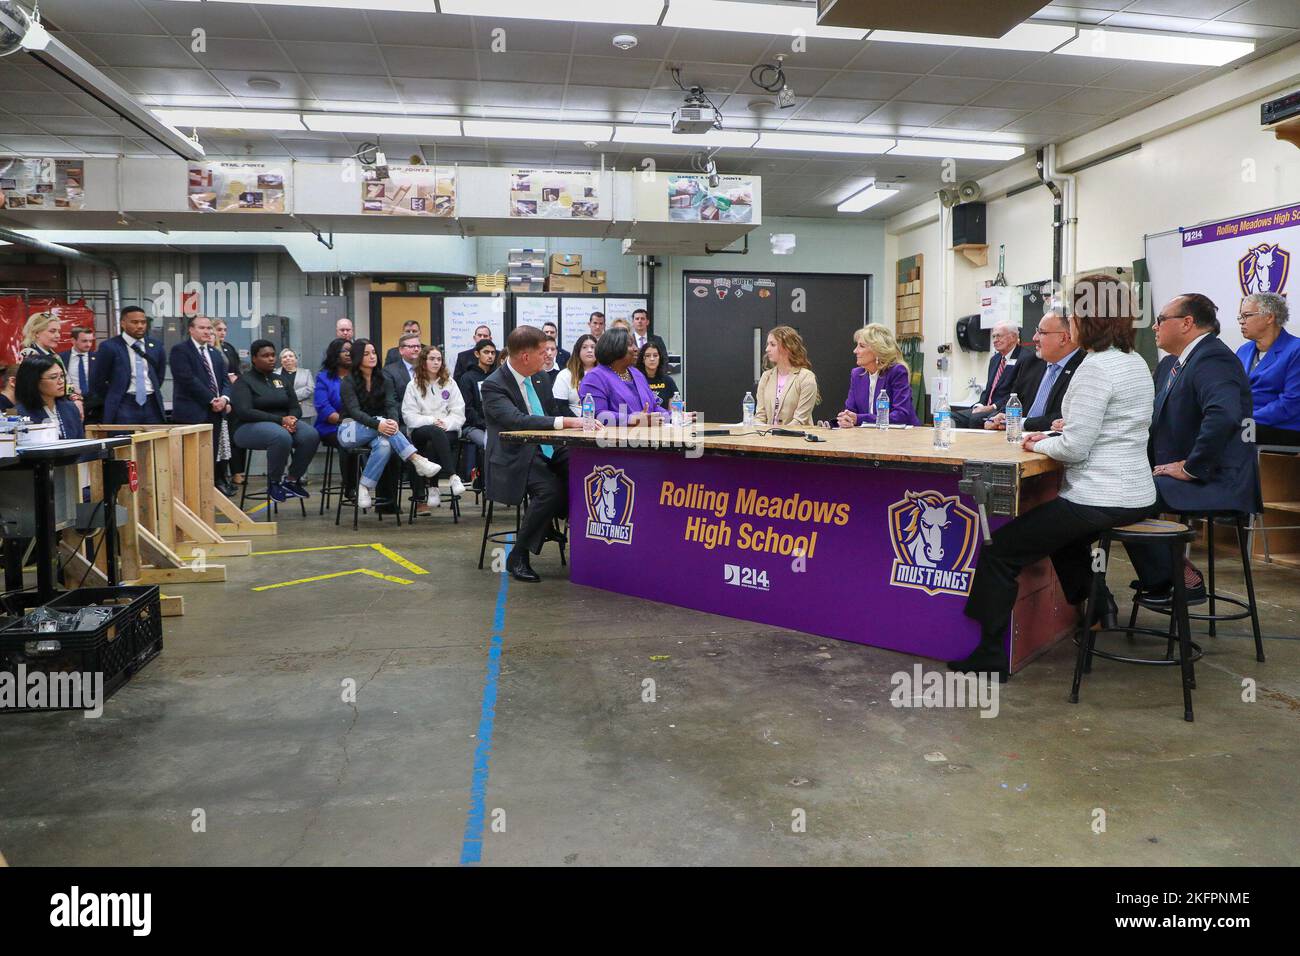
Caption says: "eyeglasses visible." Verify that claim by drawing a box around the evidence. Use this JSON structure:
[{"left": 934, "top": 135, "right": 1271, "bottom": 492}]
[
  {"left": 1035, "top": 325, "right": 1067, "bottom": 336},
  {"left": 1154, "top": 312, "right": 1187, "bottom": 325},
  {"left": 1238, "top": 311, "right": 1263, "bottom": 320}
]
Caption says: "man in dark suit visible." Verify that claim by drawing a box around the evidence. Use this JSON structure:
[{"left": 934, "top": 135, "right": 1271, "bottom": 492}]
[
  {"left": 543, "top": 322, "right": 569, "bottom": 368},
  {"left": 384, "top": 332, "right": 425, "bottom": 502},
  {"left": 984, "top": 309, "right": 1084, "bottom": 433},
  {"left": 170, "top": 314, "right": 235, "bottom": 494},
  {"left": 630, "top": 309, "right": 668, "bottom": 365},
  {"left": 1126, "top": 293, "right": 1261, "bottom": 604},
  {"left": 482, "top": 325, "right": 589, "bottom": 583},
  {"left": 952, "top": 322, "right": 1025, "bottom": 428},
  {"left": 92, "top": 305, "right": 167, "bottom": 425},
  {"left": 384, "top": 320, "right": 422, "bottom": 366},
  {"left": 454, "top": 324, "right": 494, "bottom": 379},
  {"left": 60, "top": 326, "right": 101, "bottom": 424}
]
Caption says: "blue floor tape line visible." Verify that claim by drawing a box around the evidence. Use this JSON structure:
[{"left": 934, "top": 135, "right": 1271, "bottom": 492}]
[{"left": 460, "top": 533, "right": 514, "bottom": 866}]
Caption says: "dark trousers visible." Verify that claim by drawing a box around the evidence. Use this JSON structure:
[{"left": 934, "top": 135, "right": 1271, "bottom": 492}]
[
  {"left": 516, "top": 452, "right": 569, "bottom": 556},
  {"left": 108, "top": 394, "right": 165, "bottom": 425},
  {"left": 409, "top": 425, "right": 459, "bottom": 498},
  {"left": 951, "top": 406, "right": 994, "bottom": 429},
  {"left": 234, "top": 422, "right": 320, "bottom": 483},
  {"left": 965, "top": 496, "right": 1153, "bottom": 646},
  {"left": 1257, "top": 424, "right": 1300, "bottom": 447}
]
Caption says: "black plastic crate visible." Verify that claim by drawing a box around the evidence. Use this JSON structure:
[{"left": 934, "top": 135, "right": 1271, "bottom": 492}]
[{"left": 0, "top": 586, "right": 163, "bottom": 713}]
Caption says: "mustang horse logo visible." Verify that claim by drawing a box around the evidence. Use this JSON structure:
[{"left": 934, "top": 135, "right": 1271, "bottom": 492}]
[
  {"left": 887, "top": 490, "right": 978, "bottom": 597},
  {"left": 584, "top": 465, "right": 635, "bottom": 545},
  {"left": 1238, "top": 242, "right": 1290, "bottom": 296}
]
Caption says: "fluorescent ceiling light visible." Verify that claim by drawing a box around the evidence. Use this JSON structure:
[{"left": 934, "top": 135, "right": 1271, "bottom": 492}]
[
  {"left": 663, "top": 1, "right": 867, "bottom": 40},
  {"left": 303, "top": 114, "right": 462, "bottom": 136},
  {"left": 185, "top": 0, "right": 439, "bottom": 10},
  {"left": 441, "top": 0, "right": 664, "bottom": 24},
  {"left": 1056, "top": 28, "right": 1253, "bottom": 67},
  {"left": 838, "top": 184, "right": 898, "bottom": 213},
  {"left": 613, "top": 127, "right": 757, "bottom": 148},
  {"left": 870, "top": 23, "right": 1075, "bottom": 53},
  {"left": 756, "top": 132, "right": 894, "bottom": 154},
  {"left": 153, "top": 109, "right": 305, "bottom": 132},
  {"left": 890, "top": 140, "right": 1024, "bottom": 161},
  {"left": 463, "top": 120, "right": 613, "bottom": 142}
]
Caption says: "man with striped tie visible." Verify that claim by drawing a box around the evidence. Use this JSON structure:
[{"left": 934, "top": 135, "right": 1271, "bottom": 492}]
[
  {"left": 953, "top": 321, "right": 1025, "bottom": 428},
  {"left": 170, "top": 314, "right": 235, "bottom": 495},
  {"left": 92, "top": 306, "right": 167, "bottom": 426}
]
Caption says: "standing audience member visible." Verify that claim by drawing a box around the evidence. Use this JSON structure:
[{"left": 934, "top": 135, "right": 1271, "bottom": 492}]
[
  {"left": 578, "top": 327, "right": 664, "bottom": 425},
  {"left": 838, "top": 324, "right": 920, "bottom": 427},
  {"left": 20, "top": 312, "right": 77, "bottom": 410},
  {"left": 314, "top": 338, "right": 358, "bottom": 499},
  {"left": 213, "top": 319, "right": 246, "bottom": 486},
  {"left": 459, "top": 339, "right": 498, "bottom": 482},
  {"left": 636, "top": 341, "right": 678, "bottom": 414},
  {"left": 588, "top": 312, "right": 606, "bottom": 338},
  {"left": 754, "top": 326, "right": 819, "bottom": 426},
  {"left": 321, "top": 317, "right": 354, "bottom": 365},
  {"left": 93, "top": 306, "right": 166, "bottom": 425},
  {"left": 984, "top": 310, "right": 1084, "bottom": 433},
  {"left": 543, "top": 321, "right": 570, "bottom": 367},
  {"left": 952, "top": 321, "right": 1025, "bottom": 428},
  {"left": 454, "top": 325, "right": 494, "bottom": 379},
  {"left": 1236, "top": 292, "right": 1300, "bottom": 446},
  {"left": 60, "top": 327, "right": 99, "bottom": 422},
  {"left": 169, "top": 315, "right": 235, "bottom": 495},
  {"left": 14, "top": 355, "right": 84, "bottom": 442},
  {"left": 230, "top": 340, "right": 320, "bottom": 503},
  {"left": 552, "top": 333, "right": 597, "bottom": 417},
  {"left": 402, "top": 345, "right": 468, "bottom": 514},
  {"left": 338, "top": 338, "right": 439, "bottom": 512},
  {"left": 630, "top": 309, "right": 668, "bottom": 363},
  {"left": 277, "top": 349, "right": 315, "bottom": 424}
]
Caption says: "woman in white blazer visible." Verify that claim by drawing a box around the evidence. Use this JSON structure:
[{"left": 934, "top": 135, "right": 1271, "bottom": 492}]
[
  {"left": 402, "top": 345, "right": 467, "bottom": 505},
  {"left": 276, "top": 349, "right": 316, "bottom": 422}
]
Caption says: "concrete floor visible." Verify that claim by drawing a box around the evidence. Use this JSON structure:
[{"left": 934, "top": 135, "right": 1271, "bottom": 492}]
[{"left": 1, "top": 502, "right": 1297, "bottom": 866}]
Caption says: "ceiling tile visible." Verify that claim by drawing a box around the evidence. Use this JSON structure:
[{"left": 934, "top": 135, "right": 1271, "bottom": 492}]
[
  {"left": 477, "top": 52, "right": 571, "bottom": 84},
  {"left": 259, "top": 6, "right": 375, "bottom": 43},
  {"left": 0, "top": 136, "right": 74, "bottom": 152},
  {"left": 935, "top": 106, "right": 1027, "bottom": 130},
  {"left": 786, "top": 97, "right": 883, "bottom": 122},
  {"left": 1215, "top": 0, "right": 1300, "bottom": 28},
  {"left": 38, "top": 1, "right": 164, "bottom": 33},
  {"left": 562, "top": 85, "right": 648, "bottom": 111},
  {"left": 110, "top": 68, "right": 230, "bottom": 97},
  {"left": 972, "top": 80, "right": 1074, "bottom": 110},
  {"left": 895, "top": 75, "right": 999, "bottom": 105},
  {"left": 383, "top": 46, "right": 480, "bottom": 80},
  {"left": 1125, "top": 0, "right": 1241, "bottom": 14},
  {"left": 667, "top": 32, "right": 776, "bottom": 65},
  {"left": 1105, "top": 13, "right": 1218, "bottom": 32},
  {"left": 192, "top": 39, "right": 296, "bottom": 73},
  {"left": 365, "top": 12, "right": 475, "bottom": 47},
  {"left": 282, "top": 41, "right": 386, "bottom": 76},
  {"left": 3, "top": 92, "right": 87, "bottom": 116},
  {"left": 572, "top": 23, "right": 676, "bottom": 59},
  {"left": 32, "top": 115, "right": 121, "bottom": 135},
  {"left": 303, "top": 74, "right": 400, "bottom": 102},
  {"left": 0, "top": 66, "right": 53, "bottom": 93},
  {"left": 61, "top": 92, "right": 131, "bottom": 118},
  {"left": 846, "top": 41, "right": 960, "bottom": 74},
  {"left": 1047, "top": 86, "right": 1150, "bottom": 114},
  {"left": 785, "top": 38, "right": 873, "bottom": 70},
  {"left": 863, "top": 101, "right": 955, "bottom": 126},
  {"left": 1088, "top": 61, "right": 1209, "bottom": 91},
  {"left": 652, "top": 67, "right": 748, "bottom": 95},
  {"left": 1011, "top": 55, "right": 1119, "bottom": 85},
  {"left": 142, "top": 0, "right": 275, "bottom": 39},
  {"left": 211, "top": 70, "right": 315, "bottom": 101},
  {"left": 391, "top": 78, "right": 479, "bottom": 106},
  {"left": 567, "top": 56, "right": 662, "bottom": 88},
  {"left": 1002, "top": 111, "right": 1100, "bottom": 135},
  {"left": 477, "top": 81, "right": 568, "bottom": 108},
  {"left": 818, "top": 71, "right": 919, "bottom": 99},
  {"left": 56, "top": 134, "right": 139, "bottom": 152},
  {"left": 0, "top": 116, "right": 42, "bottom": 134},
  {"left": 477, "top": 19, "right": 576, "bottom": 53},
  {"left": 65, "top": 34, "right": 198, "bottom": 70},
  {"left": 930, "top": 49, "right": 1047, "bottom": 80},
  {"left": 1032, "top": 6, "right": 1113, "bottom": 25}
]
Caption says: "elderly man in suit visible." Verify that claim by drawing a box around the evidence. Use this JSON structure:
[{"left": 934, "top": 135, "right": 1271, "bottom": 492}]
[
  {"left": 984, "top": 308, "right": 1084, "bottom": 434},
  {"left": 1126, "top": 293, "right": 1260, "bottom": 605},
  {"left": 92, "top": 305, "right": 167, "bottom": 425},
  {"left": 952, "top": 321, "right": 1025, "bottom": 429},
  {"left": 482, "top": 325, "right": 591, "bottom": 583},
  {"left": 170, "top": 314, "right": 235, "bottom": 494}
]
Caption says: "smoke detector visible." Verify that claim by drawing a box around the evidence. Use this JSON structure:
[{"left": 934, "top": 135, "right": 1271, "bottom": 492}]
[
  {"left": 612, "top": 33, "right": 638, "bottom": 51},
  {"left": 247, "top": 76, "right": 282, "bottom": 92}
]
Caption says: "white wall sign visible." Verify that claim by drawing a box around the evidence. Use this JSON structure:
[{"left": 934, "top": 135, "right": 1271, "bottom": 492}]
[
  {"left": 444, "top": 296, "right": 505, "bottom": 363},
  {"left": 515, "top": 296, "right": 559, "bottom": 332},
  {"left": 561, "top": 297, "right": 603, "bottom": 352}
]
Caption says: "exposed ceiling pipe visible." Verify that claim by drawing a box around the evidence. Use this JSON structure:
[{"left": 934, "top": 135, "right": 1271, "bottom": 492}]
[
  {"left": 0, "top": 225, "right": 122, "bottom": 322},
  {"left": 1043, "top": 143, "right": 1077, "bottom": 288},
  {"left": 1036, "top": 147, "right": 1064, "bottom": 287}
]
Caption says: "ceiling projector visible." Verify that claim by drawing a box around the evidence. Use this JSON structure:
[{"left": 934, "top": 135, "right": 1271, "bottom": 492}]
[{"left": 671, "top": 87, "right": 719, "bottom": 134}]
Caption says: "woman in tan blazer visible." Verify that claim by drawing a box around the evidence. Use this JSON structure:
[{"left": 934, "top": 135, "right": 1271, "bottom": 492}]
[{"left": 754, "top": 325, "right": 820, "bottom": 426}]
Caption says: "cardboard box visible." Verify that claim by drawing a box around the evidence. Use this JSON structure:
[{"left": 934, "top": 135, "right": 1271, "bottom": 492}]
[
  {"left": 547, "top": 274, "right": 585, "bottom": 293},
  {"left": 550, "top": 252, "right": 582, "bottom": 275},
  {"left": 371, "top": 281, "right": 404, "bottom": 292},
  {"left": 585, "top": 282, "right": 608, "bottom": 294},
  {"left": 582, "top": 269, "right": 607, "bottom": 285}
]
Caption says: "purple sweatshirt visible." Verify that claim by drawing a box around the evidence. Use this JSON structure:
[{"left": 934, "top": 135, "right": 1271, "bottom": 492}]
[{"left": 845, "top": 363, "right": 920, "bottom": 426}]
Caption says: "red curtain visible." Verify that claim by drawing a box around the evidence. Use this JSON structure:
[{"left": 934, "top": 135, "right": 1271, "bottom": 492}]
[{"left": 0, "top": 297, "right": 96, "bottom": 365}]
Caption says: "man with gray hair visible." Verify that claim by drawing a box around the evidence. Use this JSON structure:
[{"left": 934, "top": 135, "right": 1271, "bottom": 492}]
[
  {"left": 953, "top": 320, "right": 1026, "bottom": 428},
  {"left": 1236, "top": 291, "right": 1300, "bottom": 446}
]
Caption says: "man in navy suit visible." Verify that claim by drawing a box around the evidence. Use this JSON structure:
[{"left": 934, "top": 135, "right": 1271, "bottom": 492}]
[
  {"left": 93, "top": 305, "right": 167, "bottom": 425},
  {"left": 170, "top": 314, "right": 234, "bottom": 493},
  {"left": 59, "top": 326, "right": 101, "bottom": 424},
  {"left": 984, "top": 309, "right": 1085, "bottom": 433},
  {"left": 953, "top": 321, "right": 1025, "bottom": 428},
  {"left": 1126, "top": 293, "right": 1261, "bottom": 604}
]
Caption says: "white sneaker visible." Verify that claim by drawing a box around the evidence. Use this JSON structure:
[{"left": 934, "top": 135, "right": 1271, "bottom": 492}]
[
  {"left": 430, "top": 493, "right": 443, "bottom": 508},
  {"left": 357, "top": 484, "right": 373, "bottom": 510},
  {"left": 411, "top": 455, "right": 440, "bottom": 479},
  {"left": 450, "top": 475, "right": 466, "bottom": 496}
]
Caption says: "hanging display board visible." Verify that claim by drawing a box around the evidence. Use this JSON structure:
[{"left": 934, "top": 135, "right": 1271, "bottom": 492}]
[
  {"left": 509, "top": 169, "right": 600, "bottom": 218},
  {"left": 188, "top": 161, "right": 290, "bottom": 212},
  {"left": 515, "top": 296, "right": 559, "bottom": 331},
  {"left": 0, "top": 158, "right": 85, "bottom": 210},
  {"left": 603, "top": 297, "right": 648, "bottom": 329},
  {"left": 560, "top": 297, "right": 604, "bottom": 352},
  {"left": 667, "top": 174, "right": 754, "bottom": 223},
  {"left": 443, "top": 296, "right": 506, "bottom": 361},
  {"left": 361, "top": 165, "right": 456, "bottom": 216}
]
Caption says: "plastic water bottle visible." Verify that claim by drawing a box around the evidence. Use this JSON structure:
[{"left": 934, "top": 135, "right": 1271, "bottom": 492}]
[
  {"left": 875, "top": 390, "right": 891, "bottom": 429},
  {"left": 581, "top": 394, "right": 596, "bottom": 433},
  {"left": 932, "top": 401, "right": 952, "bottom": 450},
  {"left": 670, "top": 395, "right": 685, "bottom": 428},
  {"left": 742, "top": 391, "right": 756, "bottom": 426},
  {"left": 1005, "top": 392, "right": 1023, "bottom": 443}
]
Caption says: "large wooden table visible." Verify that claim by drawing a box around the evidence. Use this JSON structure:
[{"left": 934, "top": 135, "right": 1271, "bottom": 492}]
[{"left": 501, "top": 423, "right": 1070, "bottom": 672}]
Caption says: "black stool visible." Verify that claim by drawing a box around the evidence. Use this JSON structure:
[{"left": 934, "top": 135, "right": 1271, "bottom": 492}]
[
  {"left": 238, "top": 447, "right": 306, "bottom": 521},
  {"left": 401, "top": 468, "right": 462, "bottom": 523},
  {"left": 334, "top": 450, "right": 402, "bottom": 530},
  {"left": 1071, "top": 518, "right": 1200, "bottom": 722},
  {"left": 1128, "top": 511, "right": 1264, "bottom": 663},
  {"left": 475, "top": 452, "right": 565, "bottom": 570}
]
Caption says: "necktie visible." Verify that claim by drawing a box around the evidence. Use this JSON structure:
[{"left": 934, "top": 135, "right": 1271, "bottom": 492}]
[
  {"left": 1027, "top": 362, "right": 1061, "bottom": 420},
  {"left": 202, "top": 345, "right": 219, "bottom": 395},
  {"left": 987, "top": 354, "right": 1006, "bottom": 401},
  {"left": 1164, "top": 361, "right": 1182, "bottom": 393},
  {"left": 77, "top": 353, "right": 88, "bottom": 395},
  {"left": 522, "top": 375, "right": 553, "bottom": 459},
  {"left": 131, "top": 342, "right": 148, "bottom": 406}
]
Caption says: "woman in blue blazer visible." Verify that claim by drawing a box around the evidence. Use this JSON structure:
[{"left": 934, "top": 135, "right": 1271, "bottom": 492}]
[
  {"left": 313, "top": 338, "right": 357, "bottom": 496},
  {"left": 15, "top": 355, "right": 86, "bottom": 447},
  {"left": 1237, "top": 292, "right": 1300, "bottom": 445}
]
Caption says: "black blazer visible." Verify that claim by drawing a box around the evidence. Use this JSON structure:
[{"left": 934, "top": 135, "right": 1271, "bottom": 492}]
[
  {"left": 218, "top": 340, "right": 242, "bottom": 381},
  {"left": 340, "top": 372, "right": 399, "bottom": 430},
  {"left": 633, "top": 332, "right": 669, "bottom": 364},
  {"left": 1005, "top": 348, "right": 1086, "bottom": 432},
  {"left": 460, "top": 365, "right": 491, "bottom": 430},
  {"left": 555, "top": 347, "right": 571, "bottom": 368},
  {"left": 980, "top": 343, "right": 1027, "bottom": 407},
  {"left": 482, "top": 364, "right": 565, "bottom": 506},
  {"left": 230, "top": 368, "right": 302, "bottom": 425},
  {"left": 454, "top": 347, "right": 481, "bottom": 381},
  {"left": 169, "top": 339, "right": 230, "bottom": 425},
  {"left": 383, "top": 360, "right": 414, "bottom": 424},
  {"left": 1150, "top": 335, "right": 1260, "bottom": 515}
]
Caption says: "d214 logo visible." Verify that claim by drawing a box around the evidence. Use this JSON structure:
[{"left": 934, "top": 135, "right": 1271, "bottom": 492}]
[
  {"left": 584, "top": 465, "right": 635, "bottom": 545},
  {"left": 887, "top": 490, "right": 979, "bottom": 597}
]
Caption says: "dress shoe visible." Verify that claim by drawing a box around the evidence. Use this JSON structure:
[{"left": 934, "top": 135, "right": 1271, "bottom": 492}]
[
  {"left": 1082, "top": 593, "right": 1119, "bottom": 630},
  {"left": 217, "top": 480, "right": 237, "bottom": 497},
  {"left": 946, "top": 644, "right": 1010, "bottom": 683},
  {"left": 506, "top": 550, "right": 541, "bottom": 583},
  {"left": 413, "top": 502, "right": 432, "bottom": 517},
  {"left": 543, "top": 524, "right": 567, "bottom": 545}
]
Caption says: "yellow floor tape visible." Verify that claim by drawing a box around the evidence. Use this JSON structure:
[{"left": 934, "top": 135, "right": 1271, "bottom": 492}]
[{"left": 252, "top": 567, "right": 415, "bottom": 592}]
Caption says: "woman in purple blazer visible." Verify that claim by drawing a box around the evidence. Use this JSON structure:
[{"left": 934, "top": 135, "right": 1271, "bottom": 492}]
[
  {"left": 837, "top": 324, "right": 920, "bottom": 427},
  {"left": 577, "top": 327, "right": 666, "bottom": 425}
]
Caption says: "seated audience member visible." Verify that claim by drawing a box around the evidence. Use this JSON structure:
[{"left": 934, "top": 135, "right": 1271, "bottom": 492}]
[
  {"left": 402, "top": 345, "right": 468, "bottom": 514},
  {"left": 952, "top": 275, "right": 1158, "bottom": 680},
  {"left": 454, "top": 324, "right": 493, "bottom": 379},
  {"left": 541, "top": 337, "right": 562, "bottom": 385},
  {"left": 837, "top": 324, "right": 920, "bottom": 427},
  {"left": 93, "top": 305, "right": 167, "bottom": 425},
  {"left": 588, "top": 311, "right": 606, "bottom": 338},
  {"left": 314, "top": 338, "right": 358, "bottom": 497},
  {"left": 543, "top": 322, "right": 569, "bottom": 367},
  {"left": 1124, "top": 293, "right": 1261, "bottom": 606},
  {"left": 385, "top": 320, "right": 422, "bottom": 365},
  {"left": 482, "top": 325, "right": 588, "bottom": 583},
  {"left": 459, "top": 339, "right": 498, "bottom": 481},
  {"left": 552, "top": 333, "right": 597, "bottom": 417},
  {"left": 277, "top": 349, "right": 315, "bottom": 424},
  {"left": 578, "top": 327, "right": 665, "bottom": 425},
  {"left": 14, "top": 355, "right": 84, "bottom": 442},
  {"left": 984, "top": 309, "right": 1084, "bottom": 433},
  {"left": 338, "top": 338, "right": 439, "bottom": 511},
  {"left": 169, "top": 314, "right": 234, "bottom": 495},
  {"left": 755, "top": 326, "right": 819, "bottom": 426},
  {"left": 0, "top": 365, "right": 17, "bottom": 412},
  {"left": 637, "top": 340, "right": 679, "bottom": 413},
  {"left": 952, "top": 321, "right": 1025, "bottom": 428},
  {"left": 1237, "top": 292, "right": 1300, "bottom": 446},
  {"left": 230, "top": 340, "right": 320, "bottom": 503}
]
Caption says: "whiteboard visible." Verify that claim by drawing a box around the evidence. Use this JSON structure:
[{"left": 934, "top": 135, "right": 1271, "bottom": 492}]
[
  {"left": 605, "top": 297, "right": 648, "bottom": 328},
  {"left": 515, "top": 296, "right": 559, "bottom": 331},
  {"left": 561, "top": 297, "right": 603, "bottom": 352},
  {"left": 444, "top": 296, "right": 505, "bottom": 360}
]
